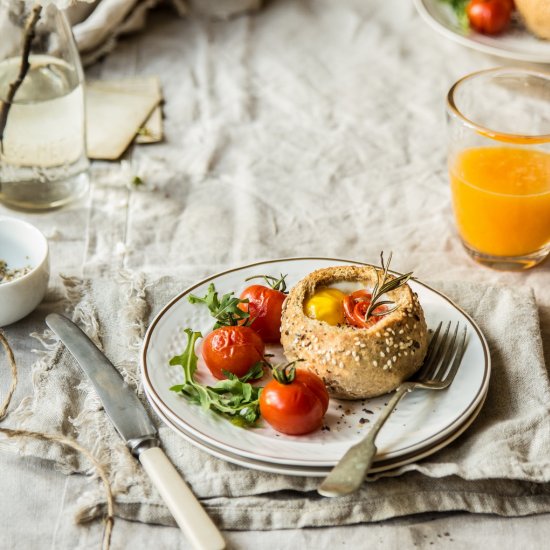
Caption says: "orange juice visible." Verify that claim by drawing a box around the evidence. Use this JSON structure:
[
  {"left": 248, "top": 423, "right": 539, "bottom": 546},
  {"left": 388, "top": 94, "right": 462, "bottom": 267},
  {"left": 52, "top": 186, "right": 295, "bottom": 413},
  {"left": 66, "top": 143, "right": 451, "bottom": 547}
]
[{"left": 450, "top": 147, "right": 550, "bottom": 257}]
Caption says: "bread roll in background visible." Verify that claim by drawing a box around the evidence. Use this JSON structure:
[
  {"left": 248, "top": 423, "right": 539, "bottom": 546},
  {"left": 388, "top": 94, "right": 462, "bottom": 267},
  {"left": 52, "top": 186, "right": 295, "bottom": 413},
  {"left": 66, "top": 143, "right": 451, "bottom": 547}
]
[{"left": 516, "top": 0, "right": 550, "bottom": 40}]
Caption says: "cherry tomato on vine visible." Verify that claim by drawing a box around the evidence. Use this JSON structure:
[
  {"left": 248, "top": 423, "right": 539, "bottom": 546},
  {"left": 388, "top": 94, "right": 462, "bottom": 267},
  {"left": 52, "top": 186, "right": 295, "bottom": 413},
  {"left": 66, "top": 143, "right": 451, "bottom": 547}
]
[
  {"left": 239, "top": 274, "right": 288, "bottom": 343},
  {"left": 342, "top": 289, "right": 387, "bottom": 329},
  {"left": 259, "top": 363, "right": 329, "bottom": 435},
  {"left": 467, "top": 0, "right": 513, "bottom": 35},
  {"left": 202, "top": 325, "right": 265, "bottom": 379}
]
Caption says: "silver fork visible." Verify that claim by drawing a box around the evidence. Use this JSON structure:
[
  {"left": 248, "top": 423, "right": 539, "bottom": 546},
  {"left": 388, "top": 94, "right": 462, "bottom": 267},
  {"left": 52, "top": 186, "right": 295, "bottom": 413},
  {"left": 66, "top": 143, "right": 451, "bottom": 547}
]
[{"left": 317, "top": 321, "right": 468, "bottom": 498}]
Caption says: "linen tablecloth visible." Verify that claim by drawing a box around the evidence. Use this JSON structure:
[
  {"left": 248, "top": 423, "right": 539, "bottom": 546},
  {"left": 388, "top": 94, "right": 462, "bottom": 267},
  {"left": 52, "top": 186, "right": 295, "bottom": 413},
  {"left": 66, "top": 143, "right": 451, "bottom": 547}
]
[
  {"left": 5, "top": 275, "right": 550, "bottom": 531},
  {"left": 2, "top": 0, "right": 550, "bottom": 548}
]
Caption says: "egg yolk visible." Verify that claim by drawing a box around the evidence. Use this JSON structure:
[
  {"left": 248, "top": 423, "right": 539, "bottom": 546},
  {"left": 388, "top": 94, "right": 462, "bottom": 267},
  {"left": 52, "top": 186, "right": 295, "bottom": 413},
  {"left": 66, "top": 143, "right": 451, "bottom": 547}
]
[{"left": 304, "top": 288, "right": 346, "bottom": 326}]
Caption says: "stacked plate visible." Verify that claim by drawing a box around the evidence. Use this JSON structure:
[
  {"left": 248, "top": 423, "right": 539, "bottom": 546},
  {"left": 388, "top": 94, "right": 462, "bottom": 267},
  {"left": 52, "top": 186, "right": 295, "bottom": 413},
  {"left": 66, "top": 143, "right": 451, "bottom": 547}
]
[
  {"left": 141, "top": 258, "right": 490, "bottom": 477},
  {"left": 414, "top": 0, "right": 550, "bottom": 63}
]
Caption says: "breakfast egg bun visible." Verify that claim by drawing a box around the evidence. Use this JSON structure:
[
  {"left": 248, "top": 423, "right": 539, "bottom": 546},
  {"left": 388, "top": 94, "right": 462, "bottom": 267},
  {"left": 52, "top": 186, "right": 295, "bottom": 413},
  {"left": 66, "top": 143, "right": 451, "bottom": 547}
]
[{"left": 280, "top": 265, "right": 429, "bottom": 400}]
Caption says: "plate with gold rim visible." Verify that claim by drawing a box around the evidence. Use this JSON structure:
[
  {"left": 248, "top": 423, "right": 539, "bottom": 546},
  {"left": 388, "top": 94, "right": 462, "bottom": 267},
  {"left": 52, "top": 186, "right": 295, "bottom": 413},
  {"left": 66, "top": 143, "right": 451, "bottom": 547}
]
[
  {"left": 148, "top": 386, "right": 488, "bottom": 477},
  {"left": 414, "top": 0, "right": 550, "bottom": 63},
  {"left": 140, "top": 258, "right": 490, "bottom": 468}
]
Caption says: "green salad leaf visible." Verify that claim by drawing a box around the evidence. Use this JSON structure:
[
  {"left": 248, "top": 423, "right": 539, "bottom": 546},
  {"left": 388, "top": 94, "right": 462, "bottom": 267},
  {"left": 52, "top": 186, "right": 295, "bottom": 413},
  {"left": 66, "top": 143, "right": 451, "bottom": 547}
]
[
  {"left": 169, "top": 329, "right": 263, "bottom": 427},
  {"left": 440, "top": 0, "right": 469, "bottom": 29},
  {"left": 188, "top": 283, "right": 250, "bottom": 328}
]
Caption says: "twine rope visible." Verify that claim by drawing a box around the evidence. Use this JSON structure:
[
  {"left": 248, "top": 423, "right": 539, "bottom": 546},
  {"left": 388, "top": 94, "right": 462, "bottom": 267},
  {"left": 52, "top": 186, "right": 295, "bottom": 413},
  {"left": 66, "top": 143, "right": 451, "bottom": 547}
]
[{"left": 0, "top": 330, "right": 114, "bottom": 550}]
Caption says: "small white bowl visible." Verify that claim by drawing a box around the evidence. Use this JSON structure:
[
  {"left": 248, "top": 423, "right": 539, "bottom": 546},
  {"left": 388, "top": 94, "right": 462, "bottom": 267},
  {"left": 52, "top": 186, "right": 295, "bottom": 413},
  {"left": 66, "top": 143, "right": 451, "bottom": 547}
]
[{"left": 0, "top": 217, "right": 50, "bottom": 327}]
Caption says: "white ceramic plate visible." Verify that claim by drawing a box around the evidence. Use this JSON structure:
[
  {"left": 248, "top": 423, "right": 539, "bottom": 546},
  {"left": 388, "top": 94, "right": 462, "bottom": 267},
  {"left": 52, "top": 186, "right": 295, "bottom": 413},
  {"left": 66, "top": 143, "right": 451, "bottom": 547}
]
[
  {"left": 141, "top": 258, "right": 490, "bottom": 469},
  {"left": 148, "top": 386, "right": 488, "bottom": 477},
  {"left": 414, "top": 0, "right": 550, "bottom": 63}
]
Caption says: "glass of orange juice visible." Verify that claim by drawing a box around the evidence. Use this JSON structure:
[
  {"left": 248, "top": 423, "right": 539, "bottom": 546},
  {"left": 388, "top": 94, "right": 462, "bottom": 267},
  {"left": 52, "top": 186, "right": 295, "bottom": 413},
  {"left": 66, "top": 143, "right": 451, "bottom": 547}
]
[{"left": 447, "top": 68, "right": 550, "bottom": 270}]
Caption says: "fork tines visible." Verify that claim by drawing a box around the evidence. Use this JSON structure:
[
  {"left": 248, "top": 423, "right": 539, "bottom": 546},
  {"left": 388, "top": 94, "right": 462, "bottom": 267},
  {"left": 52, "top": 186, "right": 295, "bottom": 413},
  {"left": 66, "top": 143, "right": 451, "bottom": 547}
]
[{"left": 418, "top": 321, "right": 468, "bottom": 385}]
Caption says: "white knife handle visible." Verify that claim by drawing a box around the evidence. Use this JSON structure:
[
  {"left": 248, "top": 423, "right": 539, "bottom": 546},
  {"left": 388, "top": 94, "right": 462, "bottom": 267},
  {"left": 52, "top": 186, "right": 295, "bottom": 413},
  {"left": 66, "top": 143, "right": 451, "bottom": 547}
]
[{"left": 139, "top": 447, "right": 226, "bottom": 550}]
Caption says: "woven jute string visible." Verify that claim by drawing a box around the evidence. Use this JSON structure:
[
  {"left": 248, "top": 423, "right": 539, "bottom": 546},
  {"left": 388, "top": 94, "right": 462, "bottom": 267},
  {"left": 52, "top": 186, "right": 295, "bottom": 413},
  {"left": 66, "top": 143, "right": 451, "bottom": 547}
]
[{"left": 0, "top": 330, "right": 114, "bottom": 549}]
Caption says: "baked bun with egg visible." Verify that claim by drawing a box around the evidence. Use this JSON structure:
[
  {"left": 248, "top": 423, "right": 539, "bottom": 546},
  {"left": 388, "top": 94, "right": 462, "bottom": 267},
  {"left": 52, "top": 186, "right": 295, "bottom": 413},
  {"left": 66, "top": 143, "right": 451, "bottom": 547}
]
[{"left": 280, "top": 265, "right": 429, "bottom": 400}]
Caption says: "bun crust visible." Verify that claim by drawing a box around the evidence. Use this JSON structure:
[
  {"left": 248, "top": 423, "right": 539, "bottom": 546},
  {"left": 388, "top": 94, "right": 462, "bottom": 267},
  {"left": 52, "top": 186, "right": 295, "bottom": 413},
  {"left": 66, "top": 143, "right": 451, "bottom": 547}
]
[
  {"left": 516, "top": 0, "right": 550, "bottom": 40},
  {"left": 280, "top": 266, "right": 429, "bottom": 399}
]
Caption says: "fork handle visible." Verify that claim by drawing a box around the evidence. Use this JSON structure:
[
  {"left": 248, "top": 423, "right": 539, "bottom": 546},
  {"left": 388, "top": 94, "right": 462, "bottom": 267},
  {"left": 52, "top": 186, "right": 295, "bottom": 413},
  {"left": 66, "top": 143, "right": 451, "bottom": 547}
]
[{"left": 317, "top": 384, "right": 410, "bottom": 497}]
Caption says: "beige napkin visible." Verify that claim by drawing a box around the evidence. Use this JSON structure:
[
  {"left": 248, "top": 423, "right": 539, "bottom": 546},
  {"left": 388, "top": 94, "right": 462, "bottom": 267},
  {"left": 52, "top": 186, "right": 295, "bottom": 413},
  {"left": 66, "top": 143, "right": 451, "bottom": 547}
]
[
  {"left": 85, "top": 77, "right": 163, "bottom": 160},
  {"left": 135, "top": 106, "right": 163, "bottom": 144},
  {"left": 7, "top": 274, "right": 550, "bottom": 529}
]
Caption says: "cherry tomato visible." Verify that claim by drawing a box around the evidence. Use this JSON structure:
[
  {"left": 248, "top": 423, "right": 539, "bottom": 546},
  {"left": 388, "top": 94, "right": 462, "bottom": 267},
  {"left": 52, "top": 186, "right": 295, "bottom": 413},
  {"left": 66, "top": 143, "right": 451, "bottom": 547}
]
[
  {"left": 260, "top": 365, "right": 329, "bottom": 435},
  {"left": 239, "top": 284, "right": 286, "bottom": 343},
  {"left": 467, "top": 0, "right": 513, "bottom": 35},
  {"left": 202, "top": 325, "right": 265, "bottom": 379},
  {"left": 342, "top": 289, "right": 386, "bottom": 329}
]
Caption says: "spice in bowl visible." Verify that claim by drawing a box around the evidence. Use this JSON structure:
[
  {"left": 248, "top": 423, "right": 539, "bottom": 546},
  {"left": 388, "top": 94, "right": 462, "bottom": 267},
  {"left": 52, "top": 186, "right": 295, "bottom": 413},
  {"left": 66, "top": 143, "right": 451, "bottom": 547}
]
[
  {"left": 0, "top": 259, "right": 32, "bottom": 284},
  {"left": 0, "top": 217, "right": 50, "bottom": 327}
]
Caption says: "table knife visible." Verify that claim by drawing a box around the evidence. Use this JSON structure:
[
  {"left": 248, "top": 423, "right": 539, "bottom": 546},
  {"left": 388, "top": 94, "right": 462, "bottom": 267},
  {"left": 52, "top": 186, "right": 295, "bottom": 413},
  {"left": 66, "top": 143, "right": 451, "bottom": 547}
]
[{"left": 45, "top": 313, "right": 225, "bottom": 550}]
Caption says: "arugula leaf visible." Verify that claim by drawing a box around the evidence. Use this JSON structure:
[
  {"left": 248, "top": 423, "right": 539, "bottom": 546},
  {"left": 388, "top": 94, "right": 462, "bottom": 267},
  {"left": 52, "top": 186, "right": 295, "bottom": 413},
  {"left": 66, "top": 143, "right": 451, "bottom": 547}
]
[
  {"left": 169, "top": 329, "right": 263, "bottom": 426},
  {"left": 188, "top": 283, "right": 250, "bottom": 328},
  {"left": 224, "top": 362, "right": 264, "bottom": 383},
  {"left": 439, "top": 0, "right": 469, "bottom": 29}
]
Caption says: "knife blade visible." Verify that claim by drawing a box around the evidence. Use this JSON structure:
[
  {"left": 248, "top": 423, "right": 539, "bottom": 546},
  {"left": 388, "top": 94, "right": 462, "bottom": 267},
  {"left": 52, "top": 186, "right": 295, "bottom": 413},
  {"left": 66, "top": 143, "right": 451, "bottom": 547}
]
[{"left": 45, "top": 313, "right": 225, "bottom": 550}]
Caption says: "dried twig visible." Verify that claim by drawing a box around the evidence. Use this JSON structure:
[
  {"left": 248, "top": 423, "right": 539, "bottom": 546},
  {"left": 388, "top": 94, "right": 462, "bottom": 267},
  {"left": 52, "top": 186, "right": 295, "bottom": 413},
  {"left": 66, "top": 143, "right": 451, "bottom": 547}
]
[{"left": 0, "top": 4, "right": 43, "bottom": 153}]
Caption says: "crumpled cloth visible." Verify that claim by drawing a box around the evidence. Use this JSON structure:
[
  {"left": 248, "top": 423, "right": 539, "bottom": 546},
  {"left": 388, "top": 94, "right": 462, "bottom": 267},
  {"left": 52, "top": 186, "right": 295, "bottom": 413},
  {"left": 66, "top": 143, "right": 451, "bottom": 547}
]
[
  {"left": 7, "top": 274, "right": 550, "bottom": 530},
  {"left": 66, "top": 0, "right": 263, "bottom": 66}
]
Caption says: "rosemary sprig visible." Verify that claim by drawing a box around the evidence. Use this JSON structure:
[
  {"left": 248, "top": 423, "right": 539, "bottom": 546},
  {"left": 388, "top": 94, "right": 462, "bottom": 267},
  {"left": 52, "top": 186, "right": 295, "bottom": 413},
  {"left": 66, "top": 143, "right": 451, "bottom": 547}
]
[
  {"left": 244, "top": 273, "right": 288, "bottom": 293},
  {"left": 188, "top": 283, "right": 250, "bottom": 328},
  {"left": 365, "top": 252, "right": 413, "bottom": 320}
]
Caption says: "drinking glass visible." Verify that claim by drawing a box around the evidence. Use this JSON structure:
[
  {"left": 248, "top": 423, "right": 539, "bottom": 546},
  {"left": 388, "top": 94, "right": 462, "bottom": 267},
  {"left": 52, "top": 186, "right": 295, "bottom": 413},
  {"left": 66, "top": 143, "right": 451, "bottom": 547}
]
[
  {"left": 447, "top": 67, "right": 550, "bottom": 270},
  {"left": 0, "top": 2, "right": 89, "bottom": 211}
]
